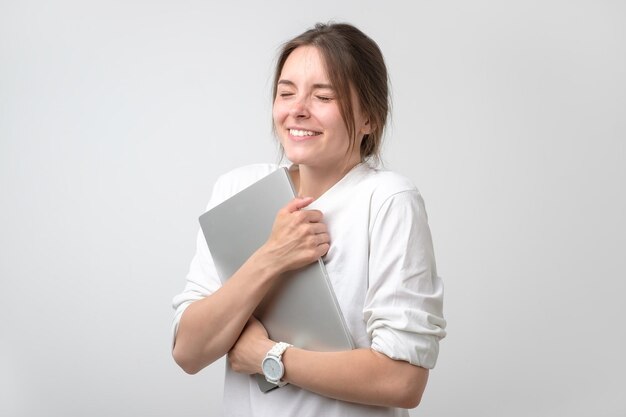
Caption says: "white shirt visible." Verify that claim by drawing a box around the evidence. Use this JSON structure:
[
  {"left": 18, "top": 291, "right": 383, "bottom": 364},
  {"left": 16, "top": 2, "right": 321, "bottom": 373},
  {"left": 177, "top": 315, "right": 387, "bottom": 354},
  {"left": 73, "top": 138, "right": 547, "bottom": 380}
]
[{"left": 172, "top": 163, "right": 446, "bottom": 417}]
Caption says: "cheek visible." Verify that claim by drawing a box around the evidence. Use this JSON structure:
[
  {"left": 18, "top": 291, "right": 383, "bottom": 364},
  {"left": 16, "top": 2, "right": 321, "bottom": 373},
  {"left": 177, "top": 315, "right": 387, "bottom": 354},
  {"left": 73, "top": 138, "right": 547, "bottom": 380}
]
[
  {"left": 316, "top": 105, "right": 345, "bottom": 130},
  {"left": 324, "top": 112, "right": 349, "bottom": 137},
  {"left": 272, "top": 102, "right": 287, "bottom": 126}
]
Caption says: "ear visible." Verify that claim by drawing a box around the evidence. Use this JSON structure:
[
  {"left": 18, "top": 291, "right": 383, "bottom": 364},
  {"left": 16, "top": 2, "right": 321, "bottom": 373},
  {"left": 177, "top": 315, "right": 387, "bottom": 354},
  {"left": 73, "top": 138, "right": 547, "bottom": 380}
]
[{"left": 359, "top": 117, "right": 373, "bottom": 135}]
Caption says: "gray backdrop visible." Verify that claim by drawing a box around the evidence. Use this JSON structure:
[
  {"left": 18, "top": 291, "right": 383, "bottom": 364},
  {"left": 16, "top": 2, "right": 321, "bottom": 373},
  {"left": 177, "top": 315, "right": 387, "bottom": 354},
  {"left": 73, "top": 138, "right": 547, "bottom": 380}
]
[{"left": 1, "top": 1, "right": 624, "bottom": 416}]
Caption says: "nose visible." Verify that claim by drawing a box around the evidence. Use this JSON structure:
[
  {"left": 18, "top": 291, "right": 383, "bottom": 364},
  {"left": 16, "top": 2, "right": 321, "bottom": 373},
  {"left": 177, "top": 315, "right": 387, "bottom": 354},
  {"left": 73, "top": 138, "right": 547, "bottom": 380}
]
[{"left": 289, "top": 96, "right": 310, "bottom": 118}]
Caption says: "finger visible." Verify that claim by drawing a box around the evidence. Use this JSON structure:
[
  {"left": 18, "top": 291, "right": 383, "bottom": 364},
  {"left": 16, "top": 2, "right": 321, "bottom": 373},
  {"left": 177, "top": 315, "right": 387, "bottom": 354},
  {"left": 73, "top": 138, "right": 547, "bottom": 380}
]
[
  {"left": 299, "top": 209, "right": 324, "bottom": 223},
  {"left": 315, "top": 232, "right": 330, "bottom": 246},
  {"left": 284, "top": 196, "right": 314, "bottom": 213},
  {"left": 306, "top": 222, "right": 327, "bottom": 235},
  {"left": 315, "top": 242, "right": 330, "bottom": 257}
]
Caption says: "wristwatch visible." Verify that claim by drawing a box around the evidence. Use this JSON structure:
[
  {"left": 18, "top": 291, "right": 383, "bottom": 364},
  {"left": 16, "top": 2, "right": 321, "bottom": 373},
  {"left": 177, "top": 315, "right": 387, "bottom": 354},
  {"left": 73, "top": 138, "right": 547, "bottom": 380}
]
[{"left": 261, "top": 342, "right": 292, "bottom": 387}]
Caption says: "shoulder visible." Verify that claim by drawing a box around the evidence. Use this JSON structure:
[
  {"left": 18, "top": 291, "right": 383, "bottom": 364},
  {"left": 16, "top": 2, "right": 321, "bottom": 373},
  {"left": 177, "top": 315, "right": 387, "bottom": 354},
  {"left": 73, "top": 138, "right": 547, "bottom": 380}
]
[
  {"left": 208, "top": 163, "right": 281, "bottom": 208},
  {"left": 352, "top": 165, "right": 428, "bottom": 225},
  {"left": 366, "top": 168, "right": 417, "bottom": 192},
  {"left": 357, "top": 164, "right": 421, "bottom": 203},
  {"left": 353, "top": 169, "right": 433, "bottom": 241}
]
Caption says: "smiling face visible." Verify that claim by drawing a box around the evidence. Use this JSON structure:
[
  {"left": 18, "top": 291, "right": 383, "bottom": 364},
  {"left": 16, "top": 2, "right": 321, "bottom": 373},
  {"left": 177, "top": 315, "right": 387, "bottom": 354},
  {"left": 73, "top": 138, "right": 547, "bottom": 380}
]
[{"left": 272, "top": 46, "right": 371, "bottom": 171}]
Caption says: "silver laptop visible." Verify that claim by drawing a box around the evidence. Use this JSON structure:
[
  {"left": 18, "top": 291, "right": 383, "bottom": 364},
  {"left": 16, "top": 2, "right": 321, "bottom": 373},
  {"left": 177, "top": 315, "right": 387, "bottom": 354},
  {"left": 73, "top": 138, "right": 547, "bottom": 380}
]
[{"left": 199, "top": 167, "right": 354, "bottom": 392}]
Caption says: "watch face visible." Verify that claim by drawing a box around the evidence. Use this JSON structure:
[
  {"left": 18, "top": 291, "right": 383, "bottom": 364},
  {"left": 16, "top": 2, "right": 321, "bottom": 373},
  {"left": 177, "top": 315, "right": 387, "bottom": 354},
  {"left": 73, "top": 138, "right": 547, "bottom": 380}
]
[{"left": 262, "top": 357, "right": 283, "bottom": 380}]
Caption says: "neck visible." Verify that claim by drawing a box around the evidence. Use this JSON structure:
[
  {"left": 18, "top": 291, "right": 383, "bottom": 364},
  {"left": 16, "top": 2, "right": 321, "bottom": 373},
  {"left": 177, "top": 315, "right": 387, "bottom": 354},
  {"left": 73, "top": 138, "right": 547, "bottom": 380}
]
[{"left": 290, "top": 159, "right": 361, "bottom": 200}]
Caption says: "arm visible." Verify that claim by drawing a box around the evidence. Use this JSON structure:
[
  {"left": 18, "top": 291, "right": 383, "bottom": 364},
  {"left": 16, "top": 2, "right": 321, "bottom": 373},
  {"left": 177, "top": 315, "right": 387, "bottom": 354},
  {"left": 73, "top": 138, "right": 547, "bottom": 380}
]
[
  {"left": 173, "top": 197, "right": 330, "bottom": 374},
  {"left": 283, "top": 347, "right": 428, "bottom": 409},
  {"left": 228, "top": 318, "right": 428, "bottom": 408},
  {"left": 172, "top": 249, "right": 279, "bottom": 374}
]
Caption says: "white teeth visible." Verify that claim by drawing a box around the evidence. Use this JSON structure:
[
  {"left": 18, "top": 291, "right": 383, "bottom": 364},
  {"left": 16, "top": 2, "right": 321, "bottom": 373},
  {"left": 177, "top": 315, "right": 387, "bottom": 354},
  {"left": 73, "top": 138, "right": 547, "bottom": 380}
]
[{"left": 290, "top": 129, "right": 318, "bottom": 137}]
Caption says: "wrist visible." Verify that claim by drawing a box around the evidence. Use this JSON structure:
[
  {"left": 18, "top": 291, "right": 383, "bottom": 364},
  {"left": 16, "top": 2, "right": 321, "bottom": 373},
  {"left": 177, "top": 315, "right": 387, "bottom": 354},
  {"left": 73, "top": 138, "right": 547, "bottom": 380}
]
[
  {"left": 255, "top": 338, "right": 276, "bottom": 374},
  {"left": 261, "top": 342, "right": 293, "bottom": 387},
  {"left": 252, "top": 245, "right": 286, "bottom": 277}
]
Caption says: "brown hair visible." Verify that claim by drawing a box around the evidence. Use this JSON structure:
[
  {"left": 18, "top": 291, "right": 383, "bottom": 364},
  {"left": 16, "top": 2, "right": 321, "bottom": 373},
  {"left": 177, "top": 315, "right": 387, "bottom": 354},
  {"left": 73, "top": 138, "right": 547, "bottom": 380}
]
[{"left": 273, "top": 23, "right": 390, "bottom": 164}]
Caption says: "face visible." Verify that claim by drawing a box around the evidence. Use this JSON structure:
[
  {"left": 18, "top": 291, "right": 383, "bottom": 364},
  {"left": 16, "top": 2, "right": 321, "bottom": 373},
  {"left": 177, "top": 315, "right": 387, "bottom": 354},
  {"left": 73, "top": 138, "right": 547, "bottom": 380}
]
[{"left": 273, "top": 46, "right": 370, "bottom": 171}]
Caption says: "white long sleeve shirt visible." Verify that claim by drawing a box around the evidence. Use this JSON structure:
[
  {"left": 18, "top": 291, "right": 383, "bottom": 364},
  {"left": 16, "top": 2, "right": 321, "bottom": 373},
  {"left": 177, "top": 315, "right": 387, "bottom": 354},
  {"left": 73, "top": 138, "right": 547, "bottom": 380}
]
[{"left": 172, "top": 162, "right": 446, "bottom": 417}]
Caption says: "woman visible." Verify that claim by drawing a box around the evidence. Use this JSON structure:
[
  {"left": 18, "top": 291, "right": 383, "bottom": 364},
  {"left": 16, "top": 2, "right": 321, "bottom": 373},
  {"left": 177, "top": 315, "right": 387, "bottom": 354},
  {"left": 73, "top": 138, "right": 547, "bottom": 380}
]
[{"left": 172, "top": 22, "right": 446, "bottom": 417}]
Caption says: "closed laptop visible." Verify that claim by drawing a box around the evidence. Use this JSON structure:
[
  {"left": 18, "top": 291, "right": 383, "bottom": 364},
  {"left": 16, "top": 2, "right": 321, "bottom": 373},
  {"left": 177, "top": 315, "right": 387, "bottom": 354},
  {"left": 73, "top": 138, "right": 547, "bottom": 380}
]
[{"left": 198, "top": 167, "right": 354, "bottom": 391}]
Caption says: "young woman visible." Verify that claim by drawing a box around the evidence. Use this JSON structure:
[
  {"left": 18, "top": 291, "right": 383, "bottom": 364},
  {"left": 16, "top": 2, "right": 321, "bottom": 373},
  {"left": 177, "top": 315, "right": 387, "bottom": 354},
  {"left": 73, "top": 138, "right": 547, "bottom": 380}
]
[{"left": 172, "top": 23, "right": 446, "bottom": 417}]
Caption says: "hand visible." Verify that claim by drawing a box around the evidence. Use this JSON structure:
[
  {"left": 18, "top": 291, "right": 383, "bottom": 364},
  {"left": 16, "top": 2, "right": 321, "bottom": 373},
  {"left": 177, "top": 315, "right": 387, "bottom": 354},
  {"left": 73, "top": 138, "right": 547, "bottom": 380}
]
[
  {"left": 228, "top": 317, "right": 274, "bottom": 375},
  {"left": 260, "top": 197, "right": 330, "bottom": 274}
]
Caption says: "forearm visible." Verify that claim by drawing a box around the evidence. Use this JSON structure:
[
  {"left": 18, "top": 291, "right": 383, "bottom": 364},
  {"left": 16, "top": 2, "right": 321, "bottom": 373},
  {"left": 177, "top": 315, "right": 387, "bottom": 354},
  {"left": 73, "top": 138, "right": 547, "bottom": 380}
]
[
  {"left": 281, "top": 348, "right": 428, "bottom": 409},
  {"left": 173, "top": 250, "right": 279, "bottom": 374}
]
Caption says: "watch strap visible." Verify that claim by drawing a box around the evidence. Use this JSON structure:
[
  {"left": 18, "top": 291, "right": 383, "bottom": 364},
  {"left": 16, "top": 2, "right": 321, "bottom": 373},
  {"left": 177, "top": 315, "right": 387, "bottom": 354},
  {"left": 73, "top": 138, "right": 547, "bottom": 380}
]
[{"left": 267, "top": 341, "right": 292, "bottom": 359}]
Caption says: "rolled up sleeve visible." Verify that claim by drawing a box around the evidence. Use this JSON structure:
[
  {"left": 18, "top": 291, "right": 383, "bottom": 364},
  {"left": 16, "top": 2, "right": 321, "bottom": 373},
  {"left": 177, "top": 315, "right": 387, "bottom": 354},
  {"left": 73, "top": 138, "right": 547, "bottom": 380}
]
[
  {"left": 364, "top": 190, "right": 446, "bottom": 369},
  {"left": 171, "top": 176, "right": 228, "bottom": 348},
  {"left": 171, "top": 227, "right": 222, "bottom": 347}
]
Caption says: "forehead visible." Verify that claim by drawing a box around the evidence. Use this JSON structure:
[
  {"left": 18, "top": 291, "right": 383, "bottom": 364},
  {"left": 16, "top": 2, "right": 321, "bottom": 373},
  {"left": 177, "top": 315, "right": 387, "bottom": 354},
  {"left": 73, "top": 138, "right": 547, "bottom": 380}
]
[{"left": 280, "top": 46, "right": 329, "bottom": 83}]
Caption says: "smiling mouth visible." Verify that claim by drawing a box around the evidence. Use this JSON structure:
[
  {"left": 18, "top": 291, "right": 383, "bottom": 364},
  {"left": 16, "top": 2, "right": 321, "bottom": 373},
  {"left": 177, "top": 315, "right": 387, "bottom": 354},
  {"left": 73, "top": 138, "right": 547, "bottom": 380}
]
[{"left": 289, "top": 128, "right": 322, "bottom": 137}]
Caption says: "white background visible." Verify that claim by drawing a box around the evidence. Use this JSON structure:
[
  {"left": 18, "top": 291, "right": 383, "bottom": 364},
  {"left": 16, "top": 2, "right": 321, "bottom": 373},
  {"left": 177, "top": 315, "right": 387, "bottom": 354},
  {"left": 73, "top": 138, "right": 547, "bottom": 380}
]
[{"left": 1, "top": 1, "right": 624, "bottom": 416}]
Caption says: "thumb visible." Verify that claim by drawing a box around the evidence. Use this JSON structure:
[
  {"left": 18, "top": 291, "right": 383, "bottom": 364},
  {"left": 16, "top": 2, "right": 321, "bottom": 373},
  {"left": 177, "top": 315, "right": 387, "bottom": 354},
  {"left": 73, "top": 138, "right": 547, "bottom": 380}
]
[{"left": 285, "top": 196, "right": 314, "bottom": 212}]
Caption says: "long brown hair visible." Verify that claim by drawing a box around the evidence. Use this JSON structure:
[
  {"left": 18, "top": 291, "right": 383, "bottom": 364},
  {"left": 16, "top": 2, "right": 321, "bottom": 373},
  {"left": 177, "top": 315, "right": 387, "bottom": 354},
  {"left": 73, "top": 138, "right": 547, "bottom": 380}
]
[{"left": 273, "top": 23, "right": 389, "bottom": 164}]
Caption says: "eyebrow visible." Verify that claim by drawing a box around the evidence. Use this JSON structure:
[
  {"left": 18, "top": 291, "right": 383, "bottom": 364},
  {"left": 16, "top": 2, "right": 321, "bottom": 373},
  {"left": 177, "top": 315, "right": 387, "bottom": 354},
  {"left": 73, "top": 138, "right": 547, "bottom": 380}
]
[{"left": 277, "top": 80, "right": 334, "bottom": 90}]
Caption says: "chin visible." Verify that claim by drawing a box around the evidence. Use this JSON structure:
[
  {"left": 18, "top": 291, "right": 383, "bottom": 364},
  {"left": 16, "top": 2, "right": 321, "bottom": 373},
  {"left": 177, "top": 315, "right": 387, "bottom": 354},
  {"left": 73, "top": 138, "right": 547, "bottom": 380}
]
[
  {"left": 283, "top": 153, "right": 311, "bottom": 166},
  {"left": 281, "top": 145, "right": 310, "bottom": 164}
]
